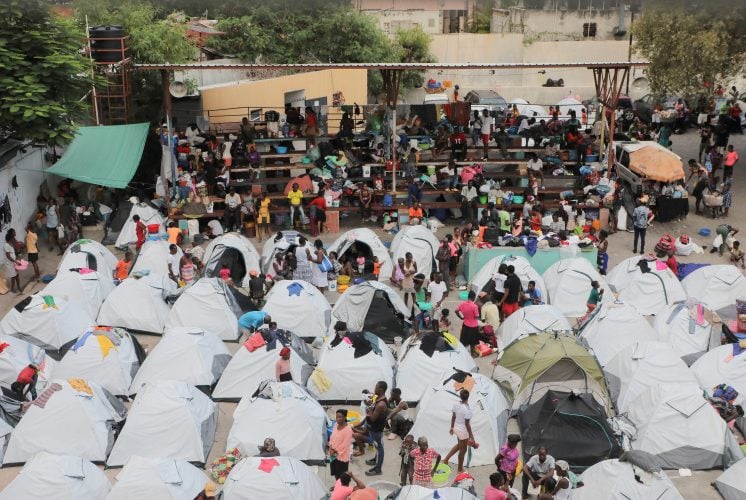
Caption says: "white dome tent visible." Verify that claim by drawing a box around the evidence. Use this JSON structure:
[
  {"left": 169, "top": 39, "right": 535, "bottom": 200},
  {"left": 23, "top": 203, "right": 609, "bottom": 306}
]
[
  {"left": 165, "top": 278, "right": 253, "bottom": 342},
  {"left": 625, "top": 383, "right": 742, "bottom": 469},
  {"left": 496, "top": 304, "right": 572, "bottom": 347},
  {"left": 3, "top": 379, "right": 126, "bottom": 465},
  {"left": 606, "top": 256, "right": 686, "bottom": 315},
  {"left": 128, "top": 327, "right": 230, "bottom": 396},
  {"left": 59, "top": 238, "right": 118, "bottom": 276},
  {"left": 573, "top": 457, "right": 684, "bottom": 500},
  {"left": 114, "top": 202, "right": 164, "bottom": 249},
  {"left": 393, "top": 485, "right": 479, "bottom": 499},
  {"left": 0, "top": 294, "right": 93, "bottom": 359},
  {"left": 213, "top": 329, "right": 315, "bottom": 401},
  {"left": 395, "top": 333, "right": 476, "bottom": 403},
  {"left": 390, "top": 225, "right": 440, "bottom": 278},
  {"left": 691, "top": 344, "right": 746, "bottom": 405},
  {"left": 653, "top": 301, "right": 721, "bottom": 365},
  {"left": 97, "top": 273, "right": 176, "bottom": 334},
  {"left": 261, "top": 280, "right": 331, "bottom": 340},
  {"left": 107, "top": 380, "right": 217, "bottom": 467},
  {"left": 681, "top": 265, "right": 746, "bottom": 319},
  {"left": 226, "top": 381, "right": 328, "bottom": 464},
  {"left": 202, "top": 233, "right": 261, "bottom": 288},
  {"left": 221, "top": 456, "right": 327, "bottom": 500},
  {"left": 0, "top": 335, "right": 56, "bottom": 395},
  {"left": 556, "top": 96, "right": 585, "bottom": 119},
  {"left": 604, "top": 341, "right": 698, "bottom": 412},
  {"left": 307, "top": 332, "right": 395, "bottom": 403},
  {"left": 105, "top": 456, "right": 210, "bottom": 500},
  {"left": 42, "top": 269, "right": 115, "bottom": 319},
  {"left": 409, "top": 371, "right": 510, "bottom": 468},
  {"left": 327, "top": 227, "right": 393, "bottom": 279},
  {"left": 578, "top": 302, "right": 660, "bottom": 366},
  {"left": 130, "top": 239, "right": 183, "bottom": 277},
  {"left": 543, "top": 258, "right": 612, "bottom": 317},
  {"left": 328, "top": 281, "right": 411, "bottom": 343},
  {"left": 260, "top": 230, "right": 308, "bottom": 274},
  {"left": 53, "top": 326, "right": 144, "bottom": 397},
  {"left": 470, "top": 255, "right": 547, "bottom": 304},
  {"left": 714, "top": 457, "right": 746, "bottom": 500},
  {"left": 0, "top": 452, "right": 112, "bottom": 500}
]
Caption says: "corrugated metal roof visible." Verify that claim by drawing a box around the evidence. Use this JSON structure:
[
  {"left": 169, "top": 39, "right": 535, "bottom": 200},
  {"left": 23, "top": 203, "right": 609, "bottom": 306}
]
[{"left": 135, "top": 61, "right": 648, "bottom": 71}]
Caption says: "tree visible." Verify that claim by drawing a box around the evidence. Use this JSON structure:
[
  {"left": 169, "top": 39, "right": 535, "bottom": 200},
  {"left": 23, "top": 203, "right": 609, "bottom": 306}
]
[
  {"left": 394, "top": 26, "right": 436, "bottom": 92},
  {"left": 632, "top": 2, "right": 746, "bottom": 96},
  {"left": 0, "top": 0, "right": 92, "bottom": 145}
]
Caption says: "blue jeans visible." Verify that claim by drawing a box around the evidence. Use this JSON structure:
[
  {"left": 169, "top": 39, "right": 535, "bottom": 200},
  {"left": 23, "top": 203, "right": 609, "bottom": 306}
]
[
  {"left": 442, "top": 175, "right": 459, "bottom": 189},
  {"left": 369, "top": 430, "right": 384, "bottom": 471}
]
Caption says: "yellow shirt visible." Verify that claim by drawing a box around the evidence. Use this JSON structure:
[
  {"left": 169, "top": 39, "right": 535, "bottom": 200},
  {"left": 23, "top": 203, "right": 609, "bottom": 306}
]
[
  {"left": 259, "top": 198, "right": 271, "bottom": 217},
  {"left": 287, "top": 190, "right": 303, "bottom": 206},
  {"left": 167, "top": 227, "right": 181, "bottom": 245},
  {"left": 26, "top": 232, "right": 38, "bottom": 254}
]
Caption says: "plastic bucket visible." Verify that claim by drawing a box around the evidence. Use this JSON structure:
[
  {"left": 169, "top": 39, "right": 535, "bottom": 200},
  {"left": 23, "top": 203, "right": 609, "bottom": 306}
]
[
  {"left": 427, "top": 165, "right": 437, "bottom": 176},
  {"left": 458, "top": 290, "right": 469, "bottom": 300},
  {"left": 276, "top": 146, "right": 288, "bottom": 154},
  {"left": 147, "top": 223, "right": 160, "bottom": 234},
  {"left": 479, "top": 195, "right": 487, "bottom": 204},
  {"left": 432, "top": 463, "right": 451, "bottom": 486}
]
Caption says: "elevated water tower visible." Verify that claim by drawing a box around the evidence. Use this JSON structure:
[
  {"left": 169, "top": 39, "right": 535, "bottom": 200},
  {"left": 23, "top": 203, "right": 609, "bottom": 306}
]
[{"left": 88, "top": 25, "right": 133, "bottom": 124}]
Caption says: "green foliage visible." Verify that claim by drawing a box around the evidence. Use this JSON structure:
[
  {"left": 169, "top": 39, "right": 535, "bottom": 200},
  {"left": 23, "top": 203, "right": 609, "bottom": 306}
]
[
  {"left": 0, "top": 0, "right": 91, "bottom": 145},
  {"left": 632, "top": 5, "right": 746, "bottom": 96},
  {"left": 393, "top": 27, "right": 436, "bottom": 92}
]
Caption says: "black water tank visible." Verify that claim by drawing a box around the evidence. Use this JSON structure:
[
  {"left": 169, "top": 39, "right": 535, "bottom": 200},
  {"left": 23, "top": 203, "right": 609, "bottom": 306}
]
[{"left": 89, "top": 25, "right": 125, "bottom": 63}]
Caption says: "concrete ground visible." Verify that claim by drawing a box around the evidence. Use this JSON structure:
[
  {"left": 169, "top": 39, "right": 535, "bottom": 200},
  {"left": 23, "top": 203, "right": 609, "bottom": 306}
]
[{"left": 0, "top": 128, "right": 742, "bottom": 498}]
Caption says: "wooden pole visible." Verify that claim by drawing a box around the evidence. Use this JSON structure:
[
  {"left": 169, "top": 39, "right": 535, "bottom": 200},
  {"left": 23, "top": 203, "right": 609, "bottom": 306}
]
[{"left": 161, "top": 70, "right": 174, "bottom": 206}]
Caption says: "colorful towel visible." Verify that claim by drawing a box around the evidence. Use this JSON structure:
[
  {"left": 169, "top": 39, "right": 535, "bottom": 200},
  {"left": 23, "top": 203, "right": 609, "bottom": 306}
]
[
  {"left": 67, "top": 378, "right": 93, "bottom": 396},
  {"left": 32, "top": 383, "right": 62, "bottom": 408},
  {"left": 309, "top": 368, "right": 331, "bottom": 393},
  {"left": 71, "top": 330, "right": 93, "bottom": 352},
  {"left": 41, "top": 295, "right": 58, "bottom": 310}
]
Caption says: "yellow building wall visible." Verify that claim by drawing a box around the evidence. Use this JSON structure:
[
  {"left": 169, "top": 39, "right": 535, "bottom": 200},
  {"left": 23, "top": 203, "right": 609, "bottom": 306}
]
[{"left": 200, "top": 68, "right": 368, "bottom": 129}]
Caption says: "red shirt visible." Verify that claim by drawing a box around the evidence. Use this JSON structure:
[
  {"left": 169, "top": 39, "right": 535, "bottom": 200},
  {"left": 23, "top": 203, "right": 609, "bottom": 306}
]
[
  {"left": 309, "top": 197, "right": 327, "bottom": 211},
  {"left": 456, "top": 300, "right": 479, "bottom": 328},
  {"left": 135, "top": 221, "right": 146, "bottom": 247},
  {"left": 409, "top": 448, "right": 440, "bottom": 483},
  {"left": 16, "top": 366, "right": 37, "bottom": 384},
  {"left": 484, "top": 485, "right": 508, "bottom": 500}
]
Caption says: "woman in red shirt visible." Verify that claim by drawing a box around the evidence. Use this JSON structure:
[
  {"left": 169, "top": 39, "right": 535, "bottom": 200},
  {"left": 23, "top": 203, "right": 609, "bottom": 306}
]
[{"left": 309, "top": 192, "right": 327, "bottom": 237}]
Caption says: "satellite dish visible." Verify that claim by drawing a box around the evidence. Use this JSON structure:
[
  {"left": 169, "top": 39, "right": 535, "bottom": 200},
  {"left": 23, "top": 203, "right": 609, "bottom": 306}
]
[
  {"left": 169, "top": 81, "right": 188, "bottom": 98},
  {"left": 631, "top": 77, "right": 650, "bottom": 93}
]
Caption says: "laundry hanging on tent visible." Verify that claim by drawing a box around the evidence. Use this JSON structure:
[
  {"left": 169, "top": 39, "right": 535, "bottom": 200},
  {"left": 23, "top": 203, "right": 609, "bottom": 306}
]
[
  {"left": 0, "top": 342, "right": 9, "bottom": 353},
  {"left": 286, "top": 282, "right": 304, "bottom": 296},
  {"left": 67, "top": 378, "right": 93, "bottom": 396},
  {"left": 96, "top": 335, "right": 115, "bottom": 358},
  {"left": 309, "top": 369, "right": 331, "bottom": 393},
  {"left": 32, "top": 383, "right": 62, "bottom": 409}
]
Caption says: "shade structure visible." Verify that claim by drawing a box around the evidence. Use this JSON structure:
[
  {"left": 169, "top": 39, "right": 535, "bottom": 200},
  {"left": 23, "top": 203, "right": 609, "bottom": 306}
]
[
  {"left": 543, "top": 258, "right": 612, "bottom": 317},
  {"left": 0, "top": 452, "right": 112, "bottom": 500},
  {"left": 493, "top": 332, "right": 611, "bottom": 411},
  {"left": 518, "top": 390, "right": 622, "bottom": 471},
  {"left": 390, "top": 225, "right": 440, "bottom": 278},
  {"left": 107, "top": 380, "right": 217, "bottom": 467},
  {"left": 261, "top": 280, "right": 331, "bottom": 340},
  {"left": 3, "top": 379, "right": 126, "bottom": 465},
  {"left": 409, "top": 371, "right": 510, "bottom": 468},
  {"left": 395, "top": 332, "right": 477, "bottom": 403},
  {"left": 47, "top": 123, "right": 149, "bottom": 188},
  {"left": 495, "top": 304, "right": 572, "bottom": 347},
  {"left": 715, "top": 457, "right": 746, "bottom": 500},
  {"left": 578, "top": 302, "right": 660, "bottom": 366},
  {"left": 221, "top": 456, "right": 327, "bottom": 500},
  {"left": 628, "top": 144, "right": 685, "bottom": 182},
  {"left": 105, "top": 456, "right": 210, "bottom": 500},
  {"left": 574, "top": 458, "right": 684, "bottom": 500},
  {"left": 226, "top": 381, "right": 328, "bottom": 464}
]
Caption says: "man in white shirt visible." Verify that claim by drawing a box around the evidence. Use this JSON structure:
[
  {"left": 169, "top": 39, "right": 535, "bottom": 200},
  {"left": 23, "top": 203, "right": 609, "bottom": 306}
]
[
  {"left": 526, "top": 152, "right": 544, "bottom": 183},
  {"left": 549, "top": 212, "right": 565, "bottom": 233},
  {"left": 167, "top": 244, "right": 181, "bottom": 283},
  {"left": 426, "top": 272, "right": 448, "bottom": 312},
  {"left": 223, "top": 187, "right": 242, "bottom": 232},
  {"left": 480, "top": 109, "right": 494, "bottom": 160},
  {"left": 522, "top": 447, "right": 556, "bottom": 498},
  {"left": 460, "top": 181, "right": 479, "bottom": 222}
]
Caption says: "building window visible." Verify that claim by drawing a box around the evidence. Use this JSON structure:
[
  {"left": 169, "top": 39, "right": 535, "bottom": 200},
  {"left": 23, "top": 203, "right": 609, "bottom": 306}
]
[
  {"left": 428, "top": 18, "right": 435, "bottom": 28},
  {"left": 583, "top": 22, "right": 597, "bottom": 37}
]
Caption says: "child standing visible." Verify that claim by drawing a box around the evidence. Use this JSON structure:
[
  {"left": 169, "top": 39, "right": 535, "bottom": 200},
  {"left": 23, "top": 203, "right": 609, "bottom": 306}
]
[
  {"left": 398, "top": 435, "right": 416, "bottom": 486},
  {"left": 437, "top": 309, "right": 451, "bottom": 333},
  {"left": 356, "top": 254, "right": 366, "bottom": 275}
]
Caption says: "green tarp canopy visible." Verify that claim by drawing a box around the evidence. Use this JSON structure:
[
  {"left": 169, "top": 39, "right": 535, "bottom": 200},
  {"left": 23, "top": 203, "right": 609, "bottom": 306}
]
[{"left": 47, "top": 123, "right": 150, "bottom": 189}]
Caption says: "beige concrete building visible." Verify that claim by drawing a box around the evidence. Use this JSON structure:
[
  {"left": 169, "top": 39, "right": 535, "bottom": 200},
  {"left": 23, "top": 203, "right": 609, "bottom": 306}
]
[
  {"left": 354, "top": 0, "right": 479, "bottom": 35},
  {"left": 199, "top": 69, "right": 368, "bottom": 132}
]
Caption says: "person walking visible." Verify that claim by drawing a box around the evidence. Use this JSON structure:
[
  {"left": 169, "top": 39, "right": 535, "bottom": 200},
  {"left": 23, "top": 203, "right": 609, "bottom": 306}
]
[
  {"left": 632, "top": 199, "right": 654, "bottom": 254},
  {"left": 401, "top": 253, "right": 418, "bottom": 307},
  {"left": 310, "top": 239, "right": 329, "bottom": 293},
  {"left": 133, "top": 214, "right": 147, "bottom": 251},
  {"left": 442, "top": 389, "right": 474, "bottom": 473},
  {"left": 329, "top": 409, "right": 354, "bottom": 479}
]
